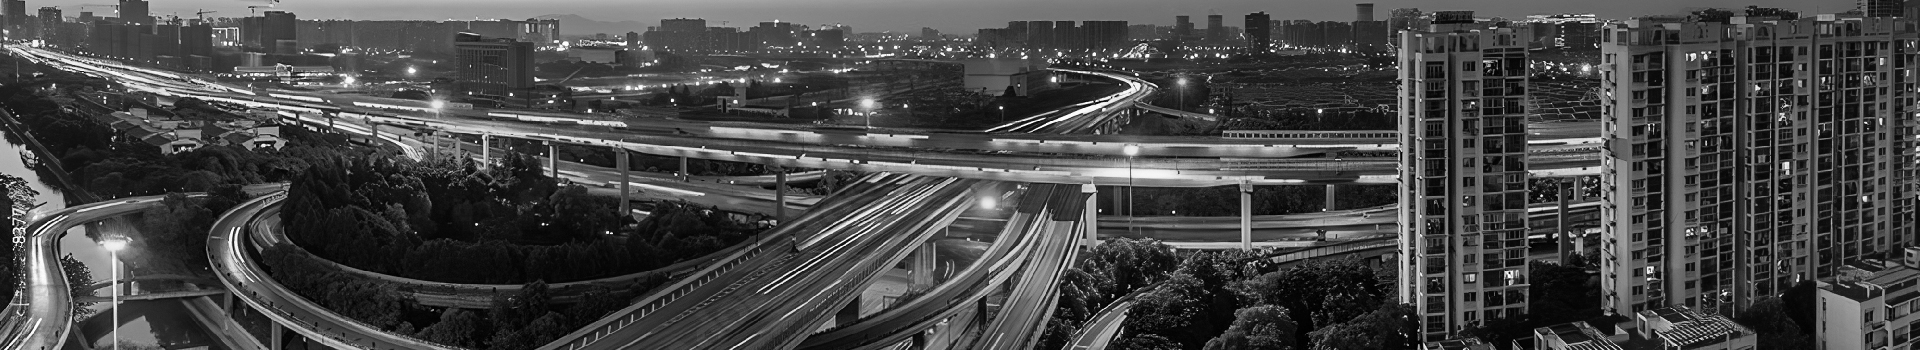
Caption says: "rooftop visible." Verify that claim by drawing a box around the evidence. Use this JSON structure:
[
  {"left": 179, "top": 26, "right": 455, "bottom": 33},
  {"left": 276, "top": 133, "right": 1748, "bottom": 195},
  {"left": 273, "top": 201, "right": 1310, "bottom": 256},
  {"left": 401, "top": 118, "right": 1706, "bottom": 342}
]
[{"left": 1641, "top": 307, "right": 1754, "bottom": 348}]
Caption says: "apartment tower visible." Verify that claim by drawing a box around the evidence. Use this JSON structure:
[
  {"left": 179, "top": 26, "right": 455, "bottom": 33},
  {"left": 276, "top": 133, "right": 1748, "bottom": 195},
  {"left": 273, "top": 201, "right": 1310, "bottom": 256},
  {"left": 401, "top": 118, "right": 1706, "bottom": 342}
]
[
  {"left": 1397, "top": 10, "right": 1531, "bottom": 342},
  {"left": 1596, "top": 15, "right": 1918, "bottom": 318}
]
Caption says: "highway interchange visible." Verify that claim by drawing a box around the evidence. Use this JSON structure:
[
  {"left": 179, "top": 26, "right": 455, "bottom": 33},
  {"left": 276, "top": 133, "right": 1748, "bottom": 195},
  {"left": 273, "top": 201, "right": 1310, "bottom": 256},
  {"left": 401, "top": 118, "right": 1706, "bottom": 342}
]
[{"left": 1, "top": 44, "right": 1608, "bottom": 350}]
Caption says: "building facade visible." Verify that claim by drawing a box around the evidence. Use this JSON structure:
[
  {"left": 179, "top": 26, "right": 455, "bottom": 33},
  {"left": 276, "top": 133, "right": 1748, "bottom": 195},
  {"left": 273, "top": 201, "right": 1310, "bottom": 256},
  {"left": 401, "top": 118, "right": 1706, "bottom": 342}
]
[
  {"left": 1246, "top": 12, "right": 1271, "bottom": 51},
  {"left": 1815, "top": 252, "right": 1920, "bottom": 350},
  {"left": 453, "top": 33, "right": 534, "bottom": 102},
  {"left": 1597, "top": 15, "right": 1919, "bottom": 318},
  {"left": 1397, "top": 11, "right": 1532, "bottom": 341}
]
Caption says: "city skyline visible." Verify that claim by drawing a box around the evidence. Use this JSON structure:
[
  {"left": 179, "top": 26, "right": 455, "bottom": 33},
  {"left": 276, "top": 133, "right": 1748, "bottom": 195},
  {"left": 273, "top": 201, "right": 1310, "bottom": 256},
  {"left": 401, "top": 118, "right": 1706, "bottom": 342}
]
[{"left": 16, "top": 0, "right": 1860, "bottom": 33}]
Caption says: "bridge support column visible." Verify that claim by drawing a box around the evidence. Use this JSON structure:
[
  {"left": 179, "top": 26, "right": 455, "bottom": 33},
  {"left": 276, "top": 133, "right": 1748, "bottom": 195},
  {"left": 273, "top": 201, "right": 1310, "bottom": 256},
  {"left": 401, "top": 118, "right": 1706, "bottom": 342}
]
[
  {"left": 836, "top": 295, "right": 862, "bottom": 326},
  {"left": 910, "top": 331, "right": 929, "bottom": 350},
  {"left": 1240, "top": 181, "right": 1254, "bottom": 251},
  {"left": 270, "top": 323, "right": 283, "bottom": 350},
  {"left": 775, "top": 168, "right": 788, "bottom": 221},
  {"left": 480, "top": 134, "right": 492, "bottom": 168},
  {"left": 369, "top": 123, "right": 378, "bottom": 140},
  {"left": 1083, "top": 184, "right": 1100, "bottom": 247},
  {"left": 1324, "top": 184, "right": 1337, "bottom": 211},
  {"left": 617, "top": 148, "right": 631, "bottom": 216},
  {"left": 547, "top": 142, "right": 559, "bottom": 179},
  {"left": 1557, "top": 179, "right": 1572, "bottom": 263},
  {"left": 679, "top": 156, "right": 691, "bottom": 182},
  {"left": 910, "top": 243, "right": 937, "bottom": 291}
]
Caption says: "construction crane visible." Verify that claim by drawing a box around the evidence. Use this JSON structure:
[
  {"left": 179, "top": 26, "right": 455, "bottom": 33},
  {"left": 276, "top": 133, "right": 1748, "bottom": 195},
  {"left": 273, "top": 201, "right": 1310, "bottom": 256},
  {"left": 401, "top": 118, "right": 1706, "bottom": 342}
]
[
  {"left": 246, "top": 5, "right": 273, "bottom": 14},
  {"left": 195, "top": 9, "right": 216, "bottom": 21}
]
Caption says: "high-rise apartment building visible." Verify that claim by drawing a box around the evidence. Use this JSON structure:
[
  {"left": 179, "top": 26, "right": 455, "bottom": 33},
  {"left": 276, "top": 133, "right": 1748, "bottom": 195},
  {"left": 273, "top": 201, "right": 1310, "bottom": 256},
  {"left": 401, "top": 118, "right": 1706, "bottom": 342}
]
[
  {"left": 1396, "top": 11, "right": 1530, "bottom": 342},
  {"left": 1862, "top": 0, "right": 1904, "bottom": 17},
  {"left": 454, "top": 32, "right": 534, "bottom": 101},
  {"left": 5, "top": 0, "right": 26, "bottom": 40},
  {"left": 34, "top": 6, "right": 54, "bottom": 42},
  {"left": 660, "top": 18, "right": 706, "bottom": 33},
  {"left": 1596, "top": 15, "right": 1919, "bottom": 318},
  {"left": 1175, "top": 15, "right": 1193, "bottom": 40},
  {"left": 1207, "top": 14, "right": 1225, "bottom": 43},
  {"left": 119, "top": 0, "right": 149, "bottom": 25},
  {"left": 1083, "top": 21, "right": 1129, "bottom": 50},
  {"left": 1358, "top": 3, "right": 1377, "bottom": 22},
  {"left": 1246, "top": 12, "right": 1271, "bottom": 51}
]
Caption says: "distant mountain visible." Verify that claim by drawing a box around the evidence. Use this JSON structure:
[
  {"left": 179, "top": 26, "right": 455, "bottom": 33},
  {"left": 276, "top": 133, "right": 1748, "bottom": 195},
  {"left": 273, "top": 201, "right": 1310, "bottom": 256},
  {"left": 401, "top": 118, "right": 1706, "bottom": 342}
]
[{"left": 535, "top": 14, "right": 651, "bottom": 38}]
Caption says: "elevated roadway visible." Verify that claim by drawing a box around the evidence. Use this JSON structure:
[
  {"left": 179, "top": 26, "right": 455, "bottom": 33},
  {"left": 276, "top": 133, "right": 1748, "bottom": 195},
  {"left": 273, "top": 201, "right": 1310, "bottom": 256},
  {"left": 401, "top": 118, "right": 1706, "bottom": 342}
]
[
  {"left": 582, "top": 176, "right": 983, "bottom": 349},
  {"left": 13, "top": 46, "right": 1603, "bottom": 187},
  {"left": 798, "top": 183, "right": 1084, "bottom": 350},
  {"left": 210, "top": 193, "right": 460, "bottom": 350}
]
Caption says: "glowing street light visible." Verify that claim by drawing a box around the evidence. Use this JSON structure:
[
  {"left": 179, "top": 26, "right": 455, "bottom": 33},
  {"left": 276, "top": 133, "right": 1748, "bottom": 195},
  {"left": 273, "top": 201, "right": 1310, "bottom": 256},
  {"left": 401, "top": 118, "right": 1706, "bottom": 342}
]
[
  {"left": 1122, "top": 144, "right": 1140, "bottom": 232},
  {"left": 101, "top": 236, "right": 130, "bottom": 350},
  {"left": 861, "top": 98, "right": 877, "bottom": 129}
]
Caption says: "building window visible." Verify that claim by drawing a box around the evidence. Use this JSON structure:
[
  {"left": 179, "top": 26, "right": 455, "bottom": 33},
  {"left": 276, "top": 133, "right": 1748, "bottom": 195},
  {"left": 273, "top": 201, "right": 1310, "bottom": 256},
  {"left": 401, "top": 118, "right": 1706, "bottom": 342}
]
[{"left": 1465, "top": 273, "right": 1478, "bottom": 283}]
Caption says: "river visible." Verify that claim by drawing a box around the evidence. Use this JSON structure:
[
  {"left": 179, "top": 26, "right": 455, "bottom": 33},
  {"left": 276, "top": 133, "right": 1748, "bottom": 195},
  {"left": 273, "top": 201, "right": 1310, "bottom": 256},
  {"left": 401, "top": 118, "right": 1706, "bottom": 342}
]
[{"left": 2, "top": 121, "right": 226, "bottom": 349}]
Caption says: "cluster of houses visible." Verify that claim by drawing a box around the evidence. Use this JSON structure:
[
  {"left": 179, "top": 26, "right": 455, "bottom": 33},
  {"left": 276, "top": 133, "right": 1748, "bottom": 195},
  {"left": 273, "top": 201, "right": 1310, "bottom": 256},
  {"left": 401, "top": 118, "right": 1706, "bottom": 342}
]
[{"left": 91, "top": 107, "right": 286, "bottom": 154}]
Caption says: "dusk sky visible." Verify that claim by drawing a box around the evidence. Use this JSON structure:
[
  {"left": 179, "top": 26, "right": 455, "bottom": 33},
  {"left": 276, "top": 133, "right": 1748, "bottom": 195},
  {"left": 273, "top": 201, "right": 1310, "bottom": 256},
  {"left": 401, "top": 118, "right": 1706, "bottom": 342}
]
[{"left": 61, "top": 0, "right": 1860, "bottom": 33}]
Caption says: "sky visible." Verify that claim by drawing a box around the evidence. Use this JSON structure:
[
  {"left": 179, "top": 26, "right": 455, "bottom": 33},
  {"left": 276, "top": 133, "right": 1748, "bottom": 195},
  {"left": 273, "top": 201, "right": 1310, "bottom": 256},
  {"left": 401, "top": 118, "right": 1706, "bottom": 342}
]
[{"left": 46, "top": 0, "right": 1863, "bottom": 33}]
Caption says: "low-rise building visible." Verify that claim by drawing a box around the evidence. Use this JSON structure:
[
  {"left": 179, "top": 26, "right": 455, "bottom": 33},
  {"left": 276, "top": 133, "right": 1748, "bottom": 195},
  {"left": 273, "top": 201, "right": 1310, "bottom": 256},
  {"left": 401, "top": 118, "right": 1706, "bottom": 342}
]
[
  {"left": 1634, "top": 306, "right": 1755, "bottom": 350},
  {"left": 93, "top": 108, "right": 286, "bottom": 154},
  {"left": 1531, "top": 321, "right": 1623, "bottom": 350},
  {"left": 1816, "top": 248, "right": 1920, "bottom": 350}
]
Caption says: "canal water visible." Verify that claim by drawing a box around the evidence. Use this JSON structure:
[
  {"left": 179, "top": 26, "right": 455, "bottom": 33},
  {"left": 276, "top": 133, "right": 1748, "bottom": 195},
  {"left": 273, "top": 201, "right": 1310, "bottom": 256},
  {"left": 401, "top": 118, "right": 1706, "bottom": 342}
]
[{"left": 2, "top": 121, "right": 224, "bottom": 349}]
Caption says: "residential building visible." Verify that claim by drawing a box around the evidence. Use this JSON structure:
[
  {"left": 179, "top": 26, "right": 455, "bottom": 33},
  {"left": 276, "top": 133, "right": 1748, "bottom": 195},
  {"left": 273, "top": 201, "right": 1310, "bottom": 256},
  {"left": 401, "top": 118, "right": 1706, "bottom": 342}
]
[
  {"left": 1814, "top": 250, "right": 1920, "bottom": 350},
  {"left": 1596, "top": 15, "right": 1919, "bottom": 318},
  {"left": 33, "top": 6, "right": 53, "bottom": 42},
  {"left": 118, "top": 0, "right": 149, "bottom": 25},
  {"left": 1532, "top": 321, "right": 1625, "bottom": 350},
  {"left": 1207, "top": 14, "right": 1225, "bottom": 43},
  {"left": 1422, "top": 337, "right": 1494, "bottom": 350},
  {"left": 1246, "top": 12, "right": 1271, "bottom": 51},
  {"left": 1863, "top": 0, "right": 1904, "bottom": 18},
  {"left": 453, "top": 32, "right": 534, "bottom": 102},
  {"left": 1634, "top": 306, "right": 1756, "bottom": 350},
  {"left": 1167, "top": 15, "right": 1182, "bottom": 41},
  {"left": 5, "top": 0, "right": 25, "bottom": 40},
  {"left": 1396, "top": 11, "right": 1531, "bottom": 341},
  {"left": 1358, "top": 3, "right": 1377, "bottom": 22}
]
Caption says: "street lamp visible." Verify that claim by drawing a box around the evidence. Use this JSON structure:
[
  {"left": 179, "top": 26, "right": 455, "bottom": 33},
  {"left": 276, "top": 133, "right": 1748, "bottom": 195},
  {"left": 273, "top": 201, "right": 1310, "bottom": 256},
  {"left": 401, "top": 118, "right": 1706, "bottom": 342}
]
[
  {"left": 860, "top": 98, "right": 876, "bottom": 129},
  {"left": 429, "top": 99, "right": 445, "bottom": 119},
  {"left": 998, "top": 105, "right": 1005, "bottom": 122},
  {"left": 101, "top": 236, "right": 130, "bottom": 350},
  {"left": 1122, "top": 144, "right": 1140, "bottom": 233},
  {"left": 1176, "top": 77, "right": 1188, "bottom": 110}
]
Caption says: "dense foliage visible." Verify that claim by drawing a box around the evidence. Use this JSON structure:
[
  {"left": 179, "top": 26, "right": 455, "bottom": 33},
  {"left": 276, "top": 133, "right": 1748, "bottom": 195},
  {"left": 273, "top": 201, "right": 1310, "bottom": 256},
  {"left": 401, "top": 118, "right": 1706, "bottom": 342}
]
[
  {"left": 285, "top": 150, "right": 760, "bottom": 284},
  {"left": 261, "top": 243, "right": 667, "bottom": 349}
]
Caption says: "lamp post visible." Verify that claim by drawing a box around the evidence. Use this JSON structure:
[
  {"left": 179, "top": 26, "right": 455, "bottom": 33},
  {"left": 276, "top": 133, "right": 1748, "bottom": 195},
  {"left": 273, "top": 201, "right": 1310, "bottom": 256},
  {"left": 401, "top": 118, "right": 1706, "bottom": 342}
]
[
  {"left": 860, "top": 98, "right": 876, "bottom": 129},
  {"left": 101, "top": 236, "right": 130, "bottom": 350},
  {"left": 998, "top": 105, "right": 1005, "bottom": 122},
  {"left": 1123, "top": 144, "right": 1139, "bottom": 234},
  {"left": 1176, "top": 77, "right": 1187, "bottom": 110}
]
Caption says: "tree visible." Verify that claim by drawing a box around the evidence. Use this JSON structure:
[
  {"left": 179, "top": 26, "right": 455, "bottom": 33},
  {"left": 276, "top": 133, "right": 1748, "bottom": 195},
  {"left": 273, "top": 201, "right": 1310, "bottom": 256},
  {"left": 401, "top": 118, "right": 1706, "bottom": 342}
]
[
  {"left": 60, "top": 254, "right": 96, "bottom": 318},
  {"left": 1112, "top": 334, "right": 1183, "bottom": 350},
  {"left": 1737, "top": 296, "right": 1813, "bottom": 350},
  {"left": 1234, "top": 256, "right": 1386, "bottom": 346},
  {"left": 1204, "top": 305, "right": 1297, "bottom": 350},
  {"left": 1307, "top": 303, "right": 1418, "bottom": 350},
  {"left": 415, "top": 308, "right": 487, "bottom": 347}
]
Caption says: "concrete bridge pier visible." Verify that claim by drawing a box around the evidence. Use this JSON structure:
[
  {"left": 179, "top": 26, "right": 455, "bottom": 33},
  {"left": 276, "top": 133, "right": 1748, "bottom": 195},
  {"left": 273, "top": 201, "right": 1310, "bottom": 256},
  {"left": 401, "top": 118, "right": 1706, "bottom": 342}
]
[
  {"left": 270, "top": 322, "right": 284, "bottom": 350},
  {"left": 679, "top": 156, "right": 691, "bottom": 182},
  {"left": 836, "top": 295, "right": 862, "bottom": 326},
  {"left": 774, "top": 167, "right": 788, "bottom": 221},
  {"left": 1082, "top": 184, "right": 1099, "bottom": 247},
  {"left": 1324, "top": 184, "right": 1337, "bottom": 211},
  {"left": 909, "top": 243, "right": 937, "bottom": 291},
  {"left": 545, "top": 142, "right": 559, "bottom": 179},
  {"left": 1557, "top": 180, "right": 1572, "bottom": 262},
  {"left": 909, "top": 331, "right": 929, "bottom": 350},
  {"left": 617, "top": 148, "right": 631, "bottom": 215},
  {"left": 1240, "top": 181, "right": 1253, "bottom": 251},
  {"left": 480, "top": 134, "right": 492, "bottom": 167}
]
